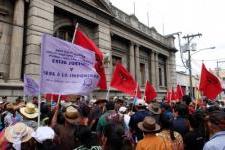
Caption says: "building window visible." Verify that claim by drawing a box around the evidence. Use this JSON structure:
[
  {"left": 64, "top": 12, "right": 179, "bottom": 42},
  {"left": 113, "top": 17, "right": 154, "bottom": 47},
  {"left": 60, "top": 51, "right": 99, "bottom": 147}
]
[
  {"left": 54, "top": 26, "right": 74, "bottom": 42},
  {"left": 112, "top": 55, "right": 122, "bottom": 68},
  {"left": 140, "top": 63, "right": 145, "bottom": 86}
]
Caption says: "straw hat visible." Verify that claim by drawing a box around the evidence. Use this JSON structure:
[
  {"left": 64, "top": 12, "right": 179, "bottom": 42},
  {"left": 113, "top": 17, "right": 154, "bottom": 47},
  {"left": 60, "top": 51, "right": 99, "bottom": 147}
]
[
  {"left": 20, "top": 103, "right": 38, "bottom": 119},
  {"left": 148, "top": 103, "right": 161, "bottom": 115},
  {"left": 138, "top": 116, "right": 160, "bottom": 133},
  {"left": 4, "top": 122, "right": 34, "bottom": 143},
  {"left": 64, "top": 106, "right": 80, "bottom": 124}
]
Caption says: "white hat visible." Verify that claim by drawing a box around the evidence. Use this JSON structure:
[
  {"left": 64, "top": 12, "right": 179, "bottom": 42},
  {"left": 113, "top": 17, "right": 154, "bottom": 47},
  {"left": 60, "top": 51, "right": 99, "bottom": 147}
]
[
  {"left": 119, "top": 106, "right": 127, "bottom": 114},
  {"left": 135, "top": 99, "right": 146, "bottom": 106},
  {"left": 32, "top": 126, "right": 55, "bottom": 143}
]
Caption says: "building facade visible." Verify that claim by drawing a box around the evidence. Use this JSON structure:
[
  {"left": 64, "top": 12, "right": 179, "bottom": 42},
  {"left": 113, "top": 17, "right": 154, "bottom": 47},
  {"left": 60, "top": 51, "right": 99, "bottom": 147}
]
[
  {"left": 176, "top": 71, "right": 199, "bottom": 97},
  {"left": 0, "top": 0, "right": 177, "bottom": 99}
]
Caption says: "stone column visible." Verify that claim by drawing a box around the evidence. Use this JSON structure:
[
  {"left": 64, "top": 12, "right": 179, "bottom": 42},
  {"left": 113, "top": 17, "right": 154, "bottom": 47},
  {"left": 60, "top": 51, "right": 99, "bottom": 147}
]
[
  {"left": 166, "top": 56, "right": 171, "bottom": 89},
  {"left": 129, "top": 42, "right": 135, "bottom": 78},
  {"left": 8, "top": 0, "right": 25, "bottom": 82},
  {"left": 155, "top": 52, "right": 159, "bottom": 90},
  {"left": 150, "top": 51, "right": 156, "bottom": 87},
  {"left": 135, "top": 44, "right": 140, "bottom": 84}
]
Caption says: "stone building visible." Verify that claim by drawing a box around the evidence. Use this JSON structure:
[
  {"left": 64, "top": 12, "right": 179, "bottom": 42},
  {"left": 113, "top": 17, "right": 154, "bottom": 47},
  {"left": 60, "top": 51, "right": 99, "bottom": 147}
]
[{"left": 0, "top": 0, "right": 177, "bottom": 99}]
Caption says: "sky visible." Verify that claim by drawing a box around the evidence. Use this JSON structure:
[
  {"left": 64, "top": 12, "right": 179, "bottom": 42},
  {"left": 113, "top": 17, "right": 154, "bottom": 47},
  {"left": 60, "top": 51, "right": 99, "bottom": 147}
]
[{"left": 110, "top": 0, "right": 225, "bottom": 75}]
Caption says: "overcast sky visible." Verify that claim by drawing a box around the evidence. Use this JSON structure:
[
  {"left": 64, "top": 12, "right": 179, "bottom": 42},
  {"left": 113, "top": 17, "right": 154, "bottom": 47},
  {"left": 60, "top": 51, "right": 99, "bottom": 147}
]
[{"left": 110, "top": 0, "right": 225, "bottom": 75}]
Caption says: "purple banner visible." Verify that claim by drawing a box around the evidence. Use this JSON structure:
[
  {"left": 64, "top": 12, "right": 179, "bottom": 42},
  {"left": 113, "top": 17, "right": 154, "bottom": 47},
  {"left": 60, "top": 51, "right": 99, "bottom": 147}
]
[
  {"left": 40, "top": 34, "right": 99, "bottom": 95},
  {"left": 24, "top": 74, "right": 39, "bottom": 96}
]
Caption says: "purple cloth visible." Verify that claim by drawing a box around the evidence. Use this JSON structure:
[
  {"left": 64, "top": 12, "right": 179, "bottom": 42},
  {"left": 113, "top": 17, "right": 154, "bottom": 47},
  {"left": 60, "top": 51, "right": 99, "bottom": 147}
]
[
  {"left": 40, "top": 34, "right": 99, "bottom": 95},
  {"left": 24, "top": 74, "right": 39, "bottom": 96}
]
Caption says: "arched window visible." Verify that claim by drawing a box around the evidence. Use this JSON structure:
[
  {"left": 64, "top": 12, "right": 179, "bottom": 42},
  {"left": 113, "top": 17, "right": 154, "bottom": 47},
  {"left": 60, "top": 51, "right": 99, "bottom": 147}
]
[{"left": 54, "top": 26, "right": 74, "bottom": 42}]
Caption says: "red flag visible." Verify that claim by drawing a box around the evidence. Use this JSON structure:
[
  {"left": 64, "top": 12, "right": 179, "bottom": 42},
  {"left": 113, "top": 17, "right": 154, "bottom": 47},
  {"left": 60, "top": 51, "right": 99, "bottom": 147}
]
[
  {"left": 44, "top": 94, "right": 68, "bottom": 102},
  {"left": 165, "top": 90, "right": 172, "bottom": 103},
  {"left": 110, "top": 64, "right": 141, "bottom": 98},
  {"left": 176, "top": 84, "right": 184, "bottom": 100},
  {"left": 199, "top": 64, "right": 222, "bottom": 100},
  {"left": 144, "top": 80, "right": 157, "bottom": 103},
  {"left": 171, "top": 88, "right": 178, "bottom": 100},
  {"left": 73, "top": 29, "right": 107, "bottom": 90}
]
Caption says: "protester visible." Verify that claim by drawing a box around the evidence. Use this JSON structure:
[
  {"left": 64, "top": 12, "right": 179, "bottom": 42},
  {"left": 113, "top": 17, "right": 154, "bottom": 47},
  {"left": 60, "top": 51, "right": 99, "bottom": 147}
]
[
  {"left": 89, "top": 99, "right": 107, "bottom": 131},
  {"left": 19, "top": 102, "right": 38, "bottom": 129},
  {"left": 96, "top": 101, "right": 121, "bottom": 140},
  {"left": 129, "top": 99, "right": 150, "bottom": 141},
  {"left": 51, "top": 105, "right": 80, "bottom": 150},
  {"left": 32, "top": 126, "right": 56, "bottom": 150},
  {"left": 4, "top": 122, "right": 36, "bottom": 150},
  {"left": 75, "top": 126, "right": 102, "bottom": 150},
  {"left": 172, "top": 103, "right": 190, "bottom": 137},
  {"left": 136, "top": 116, "right": 167, "bottom": 150},
  {"left": 79, "top": 104, "right": 90, "bottom": 126},
  {"left": 102, "top": 123, "right": 133, "bottom": 150},
  {"left": 203, "top": 110, "right": 225, "bottom": 150},
  {"left": 4, "top": 103, "right": 23, "bottom": 127},
  {"left": 148, "top": 102, "right": 161, "bottom": 124},
  {"left": 158, "top": 113, "right": 184, "bottom": 150},
  {"left": 184, "top": 111, "right": 206, "bottom": 150}
]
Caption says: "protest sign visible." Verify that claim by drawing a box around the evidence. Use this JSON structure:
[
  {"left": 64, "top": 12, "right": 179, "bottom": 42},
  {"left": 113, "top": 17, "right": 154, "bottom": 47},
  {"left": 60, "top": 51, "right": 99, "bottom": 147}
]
[
  {"left": 24, "top": 74, "right": 39, "bottom": 96},
  {"left": 40, "top": 34, "right": 99, "bottom": 95}
]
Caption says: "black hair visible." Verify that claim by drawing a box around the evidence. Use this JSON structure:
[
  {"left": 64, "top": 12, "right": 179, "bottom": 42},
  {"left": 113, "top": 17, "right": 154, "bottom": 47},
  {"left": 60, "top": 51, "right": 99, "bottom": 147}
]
[
  {"left": 106, "top": 101, "right": 115, "bottom": 111},
  {"left": 79, "top": 104, "right": 90, "bottom": 118},
  {"left": 160, "top": 114, "right": 175, "bottom": 141},
  {"left": 175, "top": 103, "right": 188, "bottom": 118},
  {"left": 103, "top": 123, "right": 132, "bottom": 150},
  {"left": 36, "top": 139, "right": 56, "bottom": 150},
  {"left": 75, "top": 126, "right": 94, "bottom": 149},
  {"left": 208, "top": 110, "right": 225, "bottom": 130}
]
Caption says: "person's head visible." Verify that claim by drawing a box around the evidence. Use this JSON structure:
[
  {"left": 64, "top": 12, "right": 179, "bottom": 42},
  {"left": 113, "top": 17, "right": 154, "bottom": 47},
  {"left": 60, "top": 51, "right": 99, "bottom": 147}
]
[
  {"left": 19, "top": 102, "right": 38, "bottom": 120},
  {"left": 174, "top": 103, "right": 188, "bottom": 118},
  {"left": 32, "top": 126, "right": 56, "bottom": 150},
  {"left": 106, "top": 101, "right": 115, "bottom": 111},
  {"left": 5, "top": 122, "right": 35, "bottom": 150},
  {"left": 206, "top": 110, "right": 225, "bottom": 136},
  {"left": 64, "top": 105, "right": 80, "bottom": 125},
  {"left": 15, "top": 96, "right": 23, "bottom": 104},
  {"left": 79, "top": 104, "right": 90, "bottom": 118},
  {"left": 102, "top": 123, "right": 131, "bottom": 150},
  {"left": 76, "top": 126, "right": 95, "bottom": 149},
  {"left": 114, "top": 98, "right": 124, "bottom": 111},
  {"left": 160, "top": 114, "right": 176, "bottom": 140},
  {"left": 189, "top": 111, "right": 205, "bottom": 130},
  {"left": 138, "top": 116, "right": 161, "bottom": 135},
  {"left": 134, "top": 99, "right": 146, "bottom": 111},
  {"left": 94, "top": 99, "right": 107, "bottom": 109}
]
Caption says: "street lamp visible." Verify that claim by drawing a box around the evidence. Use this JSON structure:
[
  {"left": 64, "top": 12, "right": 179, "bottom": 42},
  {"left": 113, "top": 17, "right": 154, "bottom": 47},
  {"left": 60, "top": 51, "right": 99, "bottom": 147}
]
[{"left": 186, "top": 46, "right": 215, "bottom": 99}]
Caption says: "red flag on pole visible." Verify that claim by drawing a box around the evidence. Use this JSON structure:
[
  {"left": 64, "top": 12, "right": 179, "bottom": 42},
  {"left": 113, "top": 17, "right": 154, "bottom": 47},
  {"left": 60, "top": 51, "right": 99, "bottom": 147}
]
[
  {"left": 110, "top": 64, "right": 141, "bottom": 98},
  {"left": 176, "top": 84, "right": 184, "bottom": 100},
  {"left": 144, "top": 80, "right": 157, "bottom": 103},
  {"left": 165, "top": 90, "right": 172, "bottom": 103},
  {"left": 199, "top": 63, "right": 222, "bottom": 100},
  {"left": 171, "top": 88, "right": 178, "bottom": 101},
  {"left": 73, "top": 29, "right": 107, "bottom": 90}
]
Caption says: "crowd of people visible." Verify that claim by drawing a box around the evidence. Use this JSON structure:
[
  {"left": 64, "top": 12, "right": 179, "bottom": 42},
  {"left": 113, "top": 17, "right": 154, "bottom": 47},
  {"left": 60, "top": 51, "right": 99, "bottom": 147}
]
[{"left": 0, "top": 95, "right": 224, "bottom": 150}]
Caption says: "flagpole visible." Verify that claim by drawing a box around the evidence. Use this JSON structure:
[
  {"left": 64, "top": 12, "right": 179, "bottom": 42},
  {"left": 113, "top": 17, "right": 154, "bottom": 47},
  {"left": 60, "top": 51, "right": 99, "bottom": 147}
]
[
  {"left": 57, "top": 94, "right": 61, "bottom": 105},
  {"left": 72, "top": 23, "right": 79, "bottom": 43},
  {"left": 50, "top": 93, "right": 53, "bottom": 111},
  {"left": 143, "top": 80, "right": 147, "bottom": 100},
  {"left": 106, "top": 86, "right": 111, "bottom": 101},
  {"left": 37, "top": 92, "right": 41, "bottom": 127},
  {"left": 135, "top": 82, "right": 138, "bottom": 98}
]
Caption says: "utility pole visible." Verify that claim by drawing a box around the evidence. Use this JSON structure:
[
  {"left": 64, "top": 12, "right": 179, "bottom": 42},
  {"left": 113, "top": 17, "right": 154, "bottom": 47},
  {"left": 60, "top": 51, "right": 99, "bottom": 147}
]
[
  {"left": 217, "top": 60, "right": 225, "bottom": 100},
  {"left": 183, "top": 33, "right": 202, "bottom": 99}
]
